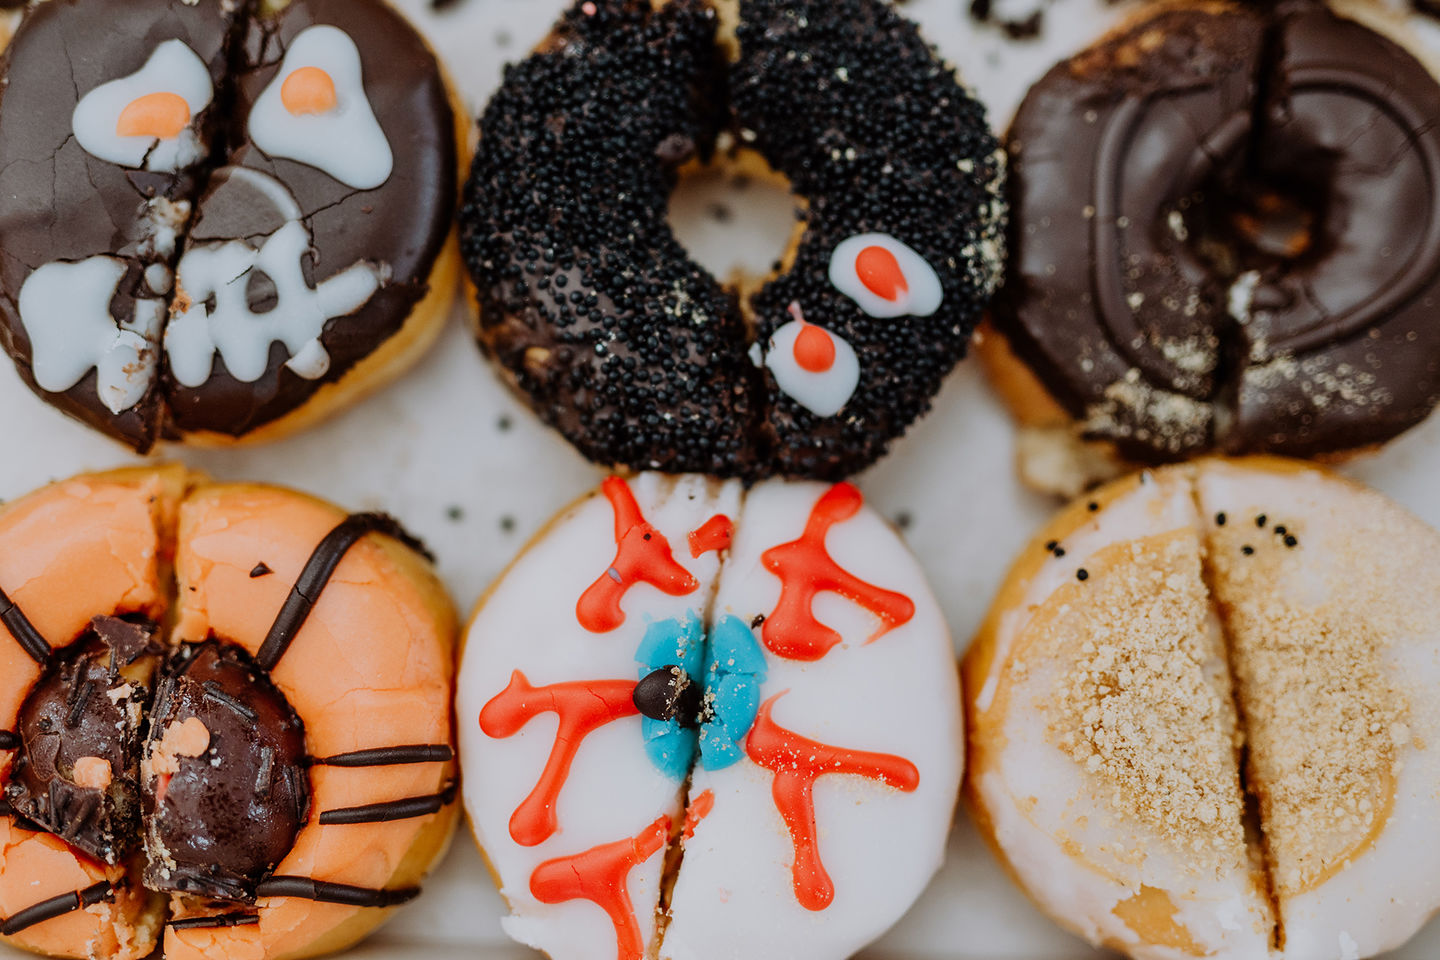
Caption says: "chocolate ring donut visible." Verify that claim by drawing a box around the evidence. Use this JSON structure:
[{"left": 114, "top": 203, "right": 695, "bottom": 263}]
[
  {"left": 989, "top": 0, "right": 1440, "bottom": 478},
  {"left": 462, "top": 0, "right": 1005, "bottom": 481},
  {"left": 0, "top": 0, "right": 461, "bottom": 452},
  {"left": 0, "top": 467, "right": 458, "bottom": 960}
]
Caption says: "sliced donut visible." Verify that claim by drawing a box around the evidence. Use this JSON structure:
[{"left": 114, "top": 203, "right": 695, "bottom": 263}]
[
  {"left": 0, "top": 0, "right": 461, "bottom": 452},
  {"left": 0, "top": 468, "right": 457, "bottom": 960},
  {"left": 988, "top": 0, "right": 1440, "bottom": 491},
  {"left": 965, "top": 458, "right": 1440, "bottom": 959},
  {"left": 459, "top": 473, "right": 961, "bottom": 960},
  {"left": 462, "top": 0, "right": 1005, "bottom": 480}
]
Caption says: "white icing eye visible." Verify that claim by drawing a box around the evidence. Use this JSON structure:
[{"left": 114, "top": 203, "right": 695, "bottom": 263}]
[
  {"left": 19, "top": 257, "right": 163, "bottom": 414},
  {"left": 71, "top": 40, "right": 213, "bottom": 173},
  {"left": 828, "top": 233, "right": 943, "bottom": 319},
  {"left": 759, "top": 310, "right": 861, "bottom": 418},
  {"left": 248, "top": 25, "right": 393, "bottom": 190}
]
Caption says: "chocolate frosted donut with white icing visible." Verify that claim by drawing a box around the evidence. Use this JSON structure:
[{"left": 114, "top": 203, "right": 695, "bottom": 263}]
[
  {"left": 462, "top": 0, "right": 1005, "bottom": 481},
  {"left": 985, "top": 0, "right": 1440, "bottom": 492},
  {"left": 0, "top": 0, "right": 460, "bottom": 451}
]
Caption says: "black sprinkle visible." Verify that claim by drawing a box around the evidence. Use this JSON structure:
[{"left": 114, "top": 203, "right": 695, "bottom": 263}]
[
  {"left": 429, "top": 0, "right": 463, "bottom": 10},
  {"left": 250, "top": 563, "right": 272, "bottom": 579},
  {"left": 497, "top": 415, "right": 513, "bottom": 432},
  {"left": 1053, "top": 547, "right": 1066, "bottom": 558},
  {"left": 895, "top": 511, "right": 913, "bottom": 531},
  {"left": 203, "top": 681, "right": 259, "bottom": 723},
  {"left": 1242, "top": 545, "right": 1255, "bottom": 556},
  {"left": 1256, "top": 514, "right": 1268, "bottom": 528},
  {"left": 750, "top": 614, "right": 766, "bottom": 629},
  {"left": 1284, "top": 535, "right": 1298, "bottom": 548},
  {"left": 1076, "top": 569, "right": 1089, "bottom": 581},
  {"left": 1044, "top": 540, "right": 1058, "bottom": 551},
  {"left": 1216, "top": 512, "right": 1227, "bottom": 526},
  {"left": 1274, "top": 525, "right": 1287, "bottom": 536},
  {"left": 1087, "top": 501, "right": 1099, "bottom": 512},
  {"left": 446, "top": 505, "right": 465, "bottom": 523},
  {"left": 500, "top": 515, "right": 517, "bottom": 534},
  {"left": 65, "top": 677, "right": 94, "bottom": 730}
]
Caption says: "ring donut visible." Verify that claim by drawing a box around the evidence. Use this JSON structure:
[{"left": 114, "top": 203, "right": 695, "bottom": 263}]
[
  {"left": 0, "top": 0, "right": 463, "bottom": 452},
  {"left": 985, "top": 0, "right": 1440, "bottom": 493},
  {"left": 458, "top": 473, "right": 961, "bottom": 960},
  {"left": 965, "top": 457, "right": 1440, "bottom": 958},
  {"left": 462, "top": 0, "right": 1005, "bottom": 480},
  {"left": 0, "top": 467, "right": 458, "bottom": 960}
]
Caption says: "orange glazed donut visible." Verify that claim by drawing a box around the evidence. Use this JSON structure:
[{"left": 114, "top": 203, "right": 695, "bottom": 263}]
[{"left": 0, "top": 468, "right": 458, "bottom": 960}]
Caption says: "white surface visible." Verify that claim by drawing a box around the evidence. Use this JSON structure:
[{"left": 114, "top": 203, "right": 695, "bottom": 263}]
[{"left": 4, "top": 0, "right": 1440, "bottom": 957}]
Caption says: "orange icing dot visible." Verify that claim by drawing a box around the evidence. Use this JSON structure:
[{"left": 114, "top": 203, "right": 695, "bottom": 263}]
[
  {"left": 115, "top": 92, "right": 191, "bottom": 140},
  {"left": 793, "top": 324, "right": 837, "bottom": 374},
  {"left": 280, "top": 67, "right": 338, "bottom": 116},
  {"left": 71, "top": 756, "right": 113, "bottom": 791},
  {"left": 855, "top": 245, "right": 909, "bottom": 301}
]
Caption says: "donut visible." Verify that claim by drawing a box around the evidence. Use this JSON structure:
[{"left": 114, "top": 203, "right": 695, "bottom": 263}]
[
  {"left": 457, "top": 473, "right": 961, "bottom": 960},
  {"left": 964, "top": 456, "right": 1440, "bottom": 959},
  {"left": 0, "top": 467, "right": 459, "bottom": 960},
  {"left": 985, "top": 0, "right": 1440, "bottom": 494},
  {"left": 461, "top": 0, "right": 1005, "bottom": 481},
  {"left": 0, "top": 0, "right": 462, "bottom": 452}
]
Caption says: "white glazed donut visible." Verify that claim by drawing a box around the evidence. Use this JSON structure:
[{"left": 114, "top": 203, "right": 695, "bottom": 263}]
[
  {"left": 457, "top": 473, "right": 962, "bottom": 960},
  {"left": 964, "top": 457, "right": 1440, "bottom": 960}
]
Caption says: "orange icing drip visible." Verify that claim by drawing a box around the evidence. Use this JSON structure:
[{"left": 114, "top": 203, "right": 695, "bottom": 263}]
[
  {"left": 280, "top": 67, "right": 337, "bottom": 116},
  {"left": 760, "top": 483, "right": 915, "bottom": 661},
  {"left": 478, "top": 670, "right": 639, "bottom": 847},
  {"left": 687, "top": 515, "right": 733, "bottom": 559},
  {"left": 115, "top": 92, "right": 191, "bottom": 140},
  {"left": 855, "top": 245, "right": 908, "bottom": 301},
  {"left": 793, "top": 324, "right": 837, "bottom": 373},
  {"left": 745, "top": 692, "right": 920, "bottom": 911},
  {"left": 529, "top": 815, "right": 671, "bottom": 960},
  {"left": 682, "top": 789, "right": 715, "bottom": 839},
  {"left": 577, "top": 478, "right": 699, "bottom": 633}
]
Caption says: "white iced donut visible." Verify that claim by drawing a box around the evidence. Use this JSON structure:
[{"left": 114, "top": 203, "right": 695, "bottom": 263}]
[
  {"left": 457, "top": 473, "right": 962, "bottom": 960},
  {"left": 964, "top": 457, "right": 1440, "bottom": 960}
]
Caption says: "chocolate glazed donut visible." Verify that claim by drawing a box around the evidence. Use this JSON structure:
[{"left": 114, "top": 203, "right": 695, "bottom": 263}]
[
  {"left": 462, "top": 0, "right": 1005, "bottom": 481},
  {"left": 992, "top": 0, "right": 1440, "bottom": 466},
  {"left": 0, "top": 0, "right": 458, "bottom": 452}
]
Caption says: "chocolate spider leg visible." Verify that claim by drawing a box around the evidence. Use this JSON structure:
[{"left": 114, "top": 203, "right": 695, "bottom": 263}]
[
  {"left": 255, "top": 513, "right": 430, "bottom": 671},
  {"left": 0, "top": 585, "right": 51, "bottom": 665},
  {"left": 168, "top": 913, "right": 260, "bottom": 931},
  {"left": 0, "top": 881, "right": 113, "bottom": 937},
  {"left": 311, "top": 745, "right": 453, "bottom": 767},
  {"left": 253, "top": 877, "right": 421, "bottom": 908},
  {"left": 318, "top": 783, "right": 458, "bottom": 825}
]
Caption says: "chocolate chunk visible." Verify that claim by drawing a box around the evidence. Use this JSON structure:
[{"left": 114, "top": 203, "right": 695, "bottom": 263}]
[
  {"left": 5, "top": 628, "right": 154, "bottom": 864},
  {"left": 634, "top": 666, "right": 703, "bottom": 726},
  {"left": 91, "top": 615, "right": 155, "bottom": 671},
  {"left": 142, "top": 641, "right": 309, "bottom": 902}
]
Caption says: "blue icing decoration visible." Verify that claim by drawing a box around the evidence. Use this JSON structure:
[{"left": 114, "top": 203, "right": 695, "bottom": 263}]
[
  {"left": 699, "top": 615, "right": 768, "bottom": 771},
  {"left": 635, "top": 613, "right": 705, "bottom": 780}
]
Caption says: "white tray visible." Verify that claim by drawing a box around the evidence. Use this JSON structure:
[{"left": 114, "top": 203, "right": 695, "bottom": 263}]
[{"left": 5, "top": 0, "right": 1440, "bottom": 957}]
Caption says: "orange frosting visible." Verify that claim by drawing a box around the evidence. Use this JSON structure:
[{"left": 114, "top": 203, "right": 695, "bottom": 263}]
[
  {"left": 855, "top": 245, "right": 908, "bottom": 301},
  {"left": 793, "top": 324, "right": 837, "bottom": 374},
  {"left": 280, "top": 67, "right": 338, "bottom": 116},
  {"left": 115, "top": 92, "right": 191, "bottom": 140}
]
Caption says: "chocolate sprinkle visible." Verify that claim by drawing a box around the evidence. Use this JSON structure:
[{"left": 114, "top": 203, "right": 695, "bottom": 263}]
[
  {"left": 254, "top": 877, "right": 421, "bottom": 908},
  {"left": 169, "top": 913, "right": 260, "bottom": 930},
  {"left": 256, "top": 513, "right": 430, "bottom": 671},
  {"left": 0, "top": 585, "right": 51, "bottom": 665},
  {"left": 314, "top": 745, "right": 453, "bottom": 767},
  {"left": 249, "top": 563, "right": 273, "bottom": 579},
  {"left": 1, "top": 881, "right": 113, "bottom": 937},
  {"left": 1077, "top": 569, "right": 1090, "bottom": 582},
  {"left": 317, "top": 783, "right": 457, "bottom": 825},
  {"left": 203, "top": 679, "right": 259, "bottom": 722}
]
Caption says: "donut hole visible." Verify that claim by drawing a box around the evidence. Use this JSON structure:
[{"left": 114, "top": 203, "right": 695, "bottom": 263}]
[
  {"left": 666, "top": 147, "right": 805, "bottom": 313},
  {"left": 3, "top": 616, "right": 159, "bottom": 866},
  {"left": 141, "top": 640, "right": 309, "bottom": 904},
  {"left": 1178, "top": 141, "right": 1338, "bottom": 284}
]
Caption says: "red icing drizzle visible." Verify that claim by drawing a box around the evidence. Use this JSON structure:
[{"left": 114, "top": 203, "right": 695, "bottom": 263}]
[
  {"left": 682, "top": 789, "right": 715, "bottom": 839},
  {"left": 745, "top": 692, "right": 920, "bottom": 911},
  {"left": 687, "top": 515, "right": 733, "bottom": 559},
  {"left": 577, "top": 477, "right": 699, "bottom": 633},
  {"left": 856, "top": 245, "right": 909, "bottom": 301},
  {"left": 479, "top": 670, "right": 639, "bottom": 847},
  {"left": 760, "top": 483, "right": 916, "bottom": 661},
  {"left": 530, "top": 815, "right": 671, "bottom": 960}
]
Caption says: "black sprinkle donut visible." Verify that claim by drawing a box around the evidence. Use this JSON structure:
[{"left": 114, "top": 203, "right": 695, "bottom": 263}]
[{"left": 461, "top": 0, "right": 1005, "bottom": 481}]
